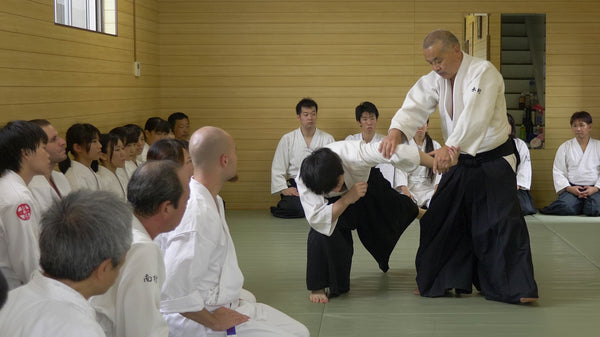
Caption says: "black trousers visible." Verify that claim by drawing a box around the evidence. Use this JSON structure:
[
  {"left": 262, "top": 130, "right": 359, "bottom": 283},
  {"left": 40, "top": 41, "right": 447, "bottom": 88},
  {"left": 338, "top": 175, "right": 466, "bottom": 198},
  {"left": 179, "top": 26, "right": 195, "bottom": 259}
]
[
  {"left": 306, "top": 168, "right": 418, "bottom": 296},
  {"left": 271, "top": 179, "right": 305, "bottom": 218},
  {"left": 416, "top": 141, "right": 538, "bottom": 303}
]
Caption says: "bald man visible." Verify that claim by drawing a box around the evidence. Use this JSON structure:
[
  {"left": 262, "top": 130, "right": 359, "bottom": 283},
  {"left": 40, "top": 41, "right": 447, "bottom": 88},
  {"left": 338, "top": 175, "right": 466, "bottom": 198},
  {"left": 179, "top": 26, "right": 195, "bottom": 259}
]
[
  {"left": 160, "top": 127, "right": 309, "bottom": 337},
  {"left": 380, "top": 30, "right": 538, "bottom": 304}
]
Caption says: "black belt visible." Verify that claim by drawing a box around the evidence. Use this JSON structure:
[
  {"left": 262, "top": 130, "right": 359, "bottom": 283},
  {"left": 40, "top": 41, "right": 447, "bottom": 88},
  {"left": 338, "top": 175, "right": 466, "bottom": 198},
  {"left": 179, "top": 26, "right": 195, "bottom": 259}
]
[{"left": 458, "top": 139, "right": 515, "bottom": 168}]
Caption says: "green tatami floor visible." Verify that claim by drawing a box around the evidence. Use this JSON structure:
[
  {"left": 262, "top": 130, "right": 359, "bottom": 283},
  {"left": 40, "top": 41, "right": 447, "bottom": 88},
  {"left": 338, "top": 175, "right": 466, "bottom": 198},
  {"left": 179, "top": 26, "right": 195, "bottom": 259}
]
[{"left": 227, "top": 210, "right": 600, "bottom": 337}]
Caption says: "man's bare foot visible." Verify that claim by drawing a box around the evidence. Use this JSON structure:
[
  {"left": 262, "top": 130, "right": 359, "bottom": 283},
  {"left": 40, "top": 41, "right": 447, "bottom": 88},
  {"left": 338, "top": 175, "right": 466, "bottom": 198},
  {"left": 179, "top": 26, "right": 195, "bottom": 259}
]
[
  {"left": 310, "top": 289, "right": 329, "bottom": 303},
  {"left": 417, "top": 208, "right": 427, "bottom": 219},
  {"left": 520, "top": 297, "right": 538, "bottom": 303},
  {"left": 413, "top": 287, "right": 420, "bottom": 295}
]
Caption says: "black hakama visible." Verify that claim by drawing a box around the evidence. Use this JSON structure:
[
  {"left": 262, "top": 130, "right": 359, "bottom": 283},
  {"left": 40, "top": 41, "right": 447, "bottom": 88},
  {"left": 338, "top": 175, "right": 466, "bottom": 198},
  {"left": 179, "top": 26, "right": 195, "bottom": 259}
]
[
  {"left": 306, "top": 168, "right": 418, "bottom": 297},
  {"left": 271, "top": 179, "right": 305, "bottom": 218},
  {"left": 416, "top": 140, "right": 538, "bottom": 303}
]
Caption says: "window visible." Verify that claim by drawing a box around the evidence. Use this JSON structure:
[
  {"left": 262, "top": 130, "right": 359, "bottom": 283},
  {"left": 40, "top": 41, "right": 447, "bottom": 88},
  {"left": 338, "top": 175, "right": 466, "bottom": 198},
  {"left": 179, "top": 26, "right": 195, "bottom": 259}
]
[{"left": 55, "top": 0, "right": 117, "bottom": 35}]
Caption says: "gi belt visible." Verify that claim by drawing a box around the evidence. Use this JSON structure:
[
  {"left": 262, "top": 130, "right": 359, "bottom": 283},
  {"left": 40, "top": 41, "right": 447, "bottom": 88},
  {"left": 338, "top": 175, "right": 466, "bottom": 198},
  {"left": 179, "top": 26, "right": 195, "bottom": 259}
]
[{"left": 458, "top": 139, "right": 514, "bottom": 168}]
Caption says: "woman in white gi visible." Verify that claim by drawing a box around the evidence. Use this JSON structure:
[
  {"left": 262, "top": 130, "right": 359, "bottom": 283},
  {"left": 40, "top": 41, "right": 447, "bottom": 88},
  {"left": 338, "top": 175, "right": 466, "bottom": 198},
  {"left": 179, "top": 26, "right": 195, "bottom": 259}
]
[
  {"left": 147, "top": 138, "right": 194, "bottom": 180},
  {"left": 59, "top": 123, "right": 102, "bottom": 191},
  {"left": 0, "top": 121, "right": 50, "bottom": 290},
  {"left": 97, "top": 132, "right": 129, "bottom": 201},
  {"left": 139, "top": 117, "right": 171, "bottom": 165},
  {"left": 507, "top": 114, "right": 536, "bottom": 215},
  {"left": 395, "top": 119, "right": 442, "bottom": 208},
  {"left": 0, "top": 190, "right": 132, "bottom": 337},
  {"left": 345, "top": 101, "right": 397, "bottom": 187},
  {"left": 161, "top": 126, "right": 309, "bottom": 337},
  {"left": 540, "top": 111, "right": 600, "bottom": 216}
]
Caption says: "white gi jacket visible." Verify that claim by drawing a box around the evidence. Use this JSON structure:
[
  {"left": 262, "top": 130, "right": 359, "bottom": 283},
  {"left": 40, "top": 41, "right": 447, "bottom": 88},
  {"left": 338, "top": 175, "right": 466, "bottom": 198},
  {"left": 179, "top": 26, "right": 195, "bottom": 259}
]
[
  {"left": 97, "top": 166, "right": 128, "bottom": 201},
  {"left": 514, "top": 138, "right": 533, "bottom": 190},
  {"left": 271, "top": 128, "right": 334, "bottom": 194},
  {"left": 390, "top": 52, "right": 511, "bottom": 156},
  {"left": 345, "top": 133, "right": 397, "bottom": 187},
  {"left": 65, "top": 160, "right": 101, "bottom": 191},
  {"left": 0, "top": 170, "right": 41, "bottom": 290},
  {"left": 124, "top": 160, "right": 138, "bottom": 178},
  {"left": 296, "top": 140, "right": 420, "bottom": 236},
  {"left": 29, "top": 171, "right": 72, "bottom": 215},
  {"left": 91, "top": 216, "right": 168, "bottom": 337},
  {"left": 0, "top": 272, "right": 105, "bottom": 337},
  {"left": 161, "top": 179, "right": 244, "bottom": 336},
  {"left": 552, "top": 138, "right": 600, "bottom": 193},
  {"left": 395, "top": 139, "right": 442, "bottom": 207},
  {"left": 137, "top": 143, "right": 149, "bottom": 166}
]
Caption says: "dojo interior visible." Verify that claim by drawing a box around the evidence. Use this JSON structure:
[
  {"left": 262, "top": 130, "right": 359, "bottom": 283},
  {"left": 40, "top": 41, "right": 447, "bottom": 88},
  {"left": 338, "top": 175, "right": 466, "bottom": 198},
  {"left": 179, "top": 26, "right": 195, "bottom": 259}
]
[{"left": 3, "top": 1, "right": 600, "bottom": 336}]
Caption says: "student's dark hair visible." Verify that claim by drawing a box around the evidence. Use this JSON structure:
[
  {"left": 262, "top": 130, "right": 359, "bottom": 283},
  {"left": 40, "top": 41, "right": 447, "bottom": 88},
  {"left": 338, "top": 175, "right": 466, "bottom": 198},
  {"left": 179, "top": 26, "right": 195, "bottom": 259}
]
[
  {"left": 295, "top": 98, "right": 318, "bottom": 115},
  {"left": 0, "top": 120, "right": 48, "bottom": 174},
  {"left": 168, "top": 112, "right": 189, "bottom": 130},
  {"left": 570, "top": 111, "right": 592, "bottom": 125},
  {"left": 128, "top": 160, "right": 184, "bottom": 217},
  {"left": 123, "top": 123, "right": 144, "bottom": 142},
  {"left": 99, "top": 132, "right": 121, "bottom": 166},
  {"left": 39, "top": 190, "right": 132, "bottom": 281},
  {"left": 507, "top": 113, "right": 516, "bottom": 139},
  {"left": 355, "top": 101, "right": 379, "bottom": 121},
  {"left": 144, "top": 117, "right": 171, "bottom": 133},
  {"left": 28, "top": 119, "right": 51, "bottom": 128},
  {"left": 299, "top": 148, "right": 344, "bottom": 195},
  {"left": 147, "top": 138, "right": 188, "bottom": 166},
  {"left": 109, "top": 126, "right": 131, "bottom": 146},
  {"left": 59, "top": 123, "right": 100, "bottom": 173}
]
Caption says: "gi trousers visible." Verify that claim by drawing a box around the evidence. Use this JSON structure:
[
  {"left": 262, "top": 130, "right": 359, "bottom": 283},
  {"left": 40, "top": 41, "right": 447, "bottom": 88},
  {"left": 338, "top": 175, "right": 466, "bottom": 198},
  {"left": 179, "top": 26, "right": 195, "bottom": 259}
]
[
  {"left": 416, "top": 140, "right": 538, "bottom": 303},
  {"left": 306, "top": 168, "right": 418, "bottom": 296}
]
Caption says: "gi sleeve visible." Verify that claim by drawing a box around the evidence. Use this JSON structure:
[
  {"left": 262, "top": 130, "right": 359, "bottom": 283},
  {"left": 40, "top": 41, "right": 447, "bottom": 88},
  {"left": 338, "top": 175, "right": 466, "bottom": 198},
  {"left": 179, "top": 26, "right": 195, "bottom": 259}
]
[
  {"left": 389, "top": 73, "right": 439, "bottom": 141},
  {"left": 552, "top": 143, "right": 570, "bottom": 193},
  {"left": 271, "top": 135, "right": 291, "bottom": 194},
  {"left": 296, "top": 175, "right": 337, "bottom": 236},
  {"left": 444, "top": 65, "right": 503, "bottom": 155},
  {"left": 1, "top": 204, "right": 40, "bottom": 287},
  {"left": 516, "top": 141, "right": 533, "bottom": 190}
]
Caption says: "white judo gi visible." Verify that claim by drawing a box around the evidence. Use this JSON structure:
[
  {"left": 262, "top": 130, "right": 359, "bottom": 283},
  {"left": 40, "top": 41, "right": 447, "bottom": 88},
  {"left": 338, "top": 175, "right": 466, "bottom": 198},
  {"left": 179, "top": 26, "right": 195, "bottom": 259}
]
[
  {"left": 0, "top": 170, "right": 41, "bottom": 290},
  {"left": 29, "top": 171, "right": 72, "bottom": 215},
  {"left": 91, "top": 217, "right": 168, "bottom": 337},
  {"left": 124, "top": 160, "right": 139, "bottom": 178},
  {"left": 160, "top": 179, "right": 309, "bottom": 337},
  {"left": 552, "top": 138, "right": 600, "bottom": 193},
  {"left": 394, "top": 139, "right": 442, "bottom": 208},
  {"left": 137, "top": 143, "right": 150, "bottom": 166},
  {"left": 344, "top": 133, "right": 397, "bottom": 187},
  {"left": 97, "top": 166, "right": 129, "bottom": 201},
  {"left": 296, "top": 140, "right": 420, "bottom": 236},
  {"left": 64, "top": 160, "right": 101, "bottom": 191},
  {"left": 0, "top": 272, "right": 105, "bottom": 337},
  {"left": 271, "top": 127, "right": 334, "bottom": 194}
]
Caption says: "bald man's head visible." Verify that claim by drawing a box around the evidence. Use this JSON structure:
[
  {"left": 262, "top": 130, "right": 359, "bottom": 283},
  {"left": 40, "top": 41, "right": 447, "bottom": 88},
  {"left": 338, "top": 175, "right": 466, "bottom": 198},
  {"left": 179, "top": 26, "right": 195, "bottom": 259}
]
[
  {"left": 423, "top": 29, "right": 460, "bottom": 51},
  {"left": 189, "top": 127, "right": 237, "bottom": 181}
]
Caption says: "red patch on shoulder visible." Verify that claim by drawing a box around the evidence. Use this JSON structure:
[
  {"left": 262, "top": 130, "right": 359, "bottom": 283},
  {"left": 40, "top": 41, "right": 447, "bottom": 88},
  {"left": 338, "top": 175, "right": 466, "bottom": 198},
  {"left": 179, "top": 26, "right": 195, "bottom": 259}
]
[{"left": 16, "top": 203, "right": 31, "bottom": 220}]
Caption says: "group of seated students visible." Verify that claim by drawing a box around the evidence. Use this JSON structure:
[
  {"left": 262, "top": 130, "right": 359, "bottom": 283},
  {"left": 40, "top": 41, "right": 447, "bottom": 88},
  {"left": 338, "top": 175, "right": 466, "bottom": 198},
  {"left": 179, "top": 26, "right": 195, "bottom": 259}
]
[
  {"left": 271, "top": 99, "right": 600, "bottom": 219},
  {"left": 0, "top": 114, "right": 310, "bottom": 336}
]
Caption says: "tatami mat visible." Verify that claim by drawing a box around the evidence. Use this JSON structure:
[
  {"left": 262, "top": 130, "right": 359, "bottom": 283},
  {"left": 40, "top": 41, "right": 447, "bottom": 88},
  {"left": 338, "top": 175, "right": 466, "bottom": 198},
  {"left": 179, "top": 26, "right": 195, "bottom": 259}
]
[{"left": 227, "top": 210, "right": 600, "bottom": 337}]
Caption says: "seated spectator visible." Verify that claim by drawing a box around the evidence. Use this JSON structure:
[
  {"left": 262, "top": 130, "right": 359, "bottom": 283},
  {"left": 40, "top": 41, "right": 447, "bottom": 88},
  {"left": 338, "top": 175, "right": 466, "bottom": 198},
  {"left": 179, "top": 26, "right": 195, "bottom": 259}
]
[
  {"left": 97, "top": 132, "right": 128, "bottom": 201},
  {"left": 0, "top": 190, "right": 132, "bottom": 336},
  {"left": 124, "top": 124, "right": 146, "bottom": 168},
  {"left": 160, "top": 126, "right": 310, "bottom": 337},
  {"left": 28, "top": 119, "right": 72, "bottom": 214},
  {"left": 111, "top": 125, "right": 141, "bottom": 178},
  {"left": 345, "top": 101, "right": 397, "bottom": 187},
  {"left": 507, "top": 114, "right": 536, "bottom": 215},
  {"left": 91, "top": 161, "right": 190, "bottom": 337},
  {"left": 147, "top": 138, "right": 193, "bottom": 179},
  {"left": 541, "top": 111, "right": 600, "bottom": 216},
  {"left": 0, "top": 121, "right": 49, "bottom": 289},
  {"left": 59, "top": 123, "right": 102, "bottom": 191},
  {"left": 270, "top": 98, "right": 334, "bottom": 218},
  {"left": 168, "top": 112, "right": 191, "bottom": 141},
  {"left": 139, "top": 117, "right": 171, "bottom": 164},
  {"left": 394, "top": 119, "right": 442, "bottom": 208}
]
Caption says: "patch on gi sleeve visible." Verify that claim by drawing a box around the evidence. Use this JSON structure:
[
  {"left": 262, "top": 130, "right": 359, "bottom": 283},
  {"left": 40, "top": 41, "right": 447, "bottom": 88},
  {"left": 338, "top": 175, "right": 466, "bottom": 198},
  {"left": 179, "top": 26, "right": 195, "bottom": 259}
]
[
  {"left": 471, "top": 86, "right": 482, "bottom": 94},
  {"left": 16, "top": 203, "right": 32, "bottom": 220}
]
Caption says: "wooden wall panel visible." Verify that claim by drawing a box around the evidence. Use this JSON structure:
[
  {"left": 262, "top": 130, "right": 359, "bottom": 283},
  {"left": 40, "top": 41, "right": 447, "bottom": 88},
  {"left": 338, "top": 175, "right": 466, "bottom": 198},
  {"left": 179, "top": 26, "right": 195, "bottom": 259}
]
[{"left": 0, "top": 0, "right": 160, "bottom": 135}]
